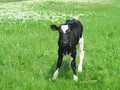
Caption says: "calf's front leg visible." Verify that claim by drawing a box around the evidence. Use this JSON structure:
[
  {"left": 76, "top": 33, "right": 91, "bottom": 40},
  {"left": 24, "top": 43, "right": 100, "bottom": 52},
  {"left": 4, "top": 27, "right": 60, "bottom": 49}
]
[{"left": 52, "top": 49, "right": 63, "bottom": 80}]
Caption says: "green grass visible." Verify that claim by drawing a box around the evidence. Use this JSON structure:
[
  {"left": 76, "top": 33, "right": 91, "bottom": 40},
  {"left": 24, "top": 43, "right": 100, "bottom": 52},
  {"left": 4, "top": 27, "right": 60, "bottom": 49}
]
[
  {"left": 0, "top": 0, "right": 25, "bottom": 2},
  {"left": 0, "top": 0, "right": 120, "bottom": 90}
]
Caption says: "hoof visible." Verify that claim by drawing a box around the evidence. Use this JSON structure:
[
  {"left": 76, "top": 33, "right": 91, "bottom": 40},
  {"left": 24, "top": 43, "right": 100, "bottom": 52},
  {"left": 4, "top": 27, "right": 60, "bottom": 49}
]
[
  {"left": 73, "top": 75, "right": 78, "bottom": 81},
  {"left": 52, "top": 75, "right": 57, "bottom": 80},
  {"left": 52, "top": 69, "right": 59, "bottom": 80}
]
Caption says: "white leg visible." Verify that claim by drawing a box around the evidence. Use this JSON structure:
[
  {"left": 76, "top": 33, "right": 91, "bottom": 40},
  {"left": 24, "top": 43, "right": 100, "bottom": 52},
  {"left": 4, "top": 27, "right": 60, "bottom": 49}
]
[
  {"left": 78, "top": 37, "right": 84, "bottom": 72},
  {"left": 52, "top": 68, "right": 59, "bottom": 80}
]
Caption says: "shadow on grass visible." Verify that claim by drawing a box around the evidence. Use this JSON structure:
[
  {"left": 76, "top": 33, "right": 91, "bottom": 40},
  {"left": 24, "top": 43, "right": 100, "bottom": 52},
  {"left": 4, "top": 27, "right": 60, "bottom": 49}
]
[{"left": 45, "top": 59, "right": 72, "bottom": 81}]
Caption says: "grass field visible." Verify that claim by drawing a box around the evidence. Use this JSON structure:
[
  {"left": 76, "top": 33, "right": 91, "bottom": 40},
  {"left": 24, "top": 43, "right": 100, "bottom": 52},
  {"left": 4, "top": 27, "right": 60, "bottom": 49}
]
[{"left": 0, "top": 0, "right": 120, "bottom": 90}]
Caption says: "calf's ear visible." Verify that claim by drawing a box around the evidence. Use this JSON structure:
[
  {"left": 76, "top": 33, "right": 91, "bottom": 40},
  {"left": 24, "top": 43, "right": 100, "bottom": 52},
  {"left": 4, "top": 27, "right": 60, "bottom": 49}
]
[{"left": 50, "top": 25, "right": 59, "bottom": 31}]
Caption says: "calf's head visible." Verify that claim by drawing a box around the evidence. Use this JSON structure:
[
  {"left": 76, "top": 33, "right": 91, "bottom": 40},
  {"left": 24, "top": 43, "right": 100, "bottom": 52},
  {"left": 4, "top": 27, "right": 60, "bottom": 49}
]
[
  {"left": 50, "top": 23, "right": 78, "bottom": 47},
  {"left": 51, "top": 24, "right": 69, "bottom": 46}
]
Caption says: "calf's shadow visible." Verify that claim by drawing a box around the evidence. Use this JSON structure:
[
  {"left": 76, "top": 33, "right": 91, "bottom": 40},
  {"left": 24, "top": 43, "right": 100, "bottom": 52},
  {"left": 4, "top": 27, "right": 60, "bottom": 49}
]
[{"left": 45, "top": 59, "right": 72, "bottom": 81}]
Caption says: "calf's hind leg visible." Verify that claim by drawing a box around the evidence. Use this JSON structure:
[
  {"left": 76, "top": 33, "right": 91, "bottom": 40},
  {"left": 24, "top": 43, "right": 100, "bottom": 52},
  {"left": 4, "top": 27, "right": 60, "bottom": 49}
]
[
  {"left": 71, "top": 49, "right": 78, "bottom": 81},
  {"left": 78, "top": 36, "right": 84, "bottom": 72}
]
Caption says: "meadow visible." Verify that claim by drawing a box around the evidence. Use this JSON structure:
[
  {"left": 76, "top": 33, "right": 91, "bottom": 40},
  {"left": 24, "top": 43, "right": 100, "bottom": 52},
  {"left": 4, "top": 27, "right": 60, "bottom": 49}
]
[{"left": 0, "top": 0, "right": 120, "bottom": 90}]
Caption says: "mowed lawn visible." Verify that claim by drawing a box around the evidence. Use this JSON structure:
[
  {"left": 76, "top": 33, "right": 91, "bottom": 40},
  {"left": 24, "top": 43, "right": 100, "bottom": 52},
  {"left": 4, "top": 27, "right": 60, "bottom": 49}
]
[{"left": 0, "top": 0, "right": 120, "bottom": 90}]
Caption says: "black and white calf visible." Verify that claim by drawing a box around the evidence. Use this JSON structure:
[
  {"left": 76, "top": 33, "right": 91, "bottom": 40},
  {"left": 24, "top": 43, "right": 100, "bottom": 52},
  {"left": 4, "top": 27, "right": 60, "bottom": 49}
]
[{"left": 50, "top": 18, "right": 84, "bottom": 81}]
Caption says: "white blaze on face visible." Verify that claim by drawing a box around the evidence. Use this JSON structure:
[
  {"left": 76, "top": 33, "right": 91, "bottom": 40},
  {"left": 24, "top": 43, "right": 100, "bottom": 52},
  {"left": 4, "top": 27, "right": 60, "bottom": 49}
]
[{"left": 61, "top": 25, "right": 68, "bottom": 33}]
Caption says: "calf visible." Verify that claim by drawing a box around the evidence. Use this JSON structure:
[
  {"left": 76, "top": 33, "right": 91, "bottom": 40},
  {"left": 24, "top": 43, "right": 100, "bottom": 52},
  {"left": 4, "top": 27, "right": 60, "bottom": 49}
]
[{"left": 50, "top": 18, "right": 84, "bottom": 81}]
